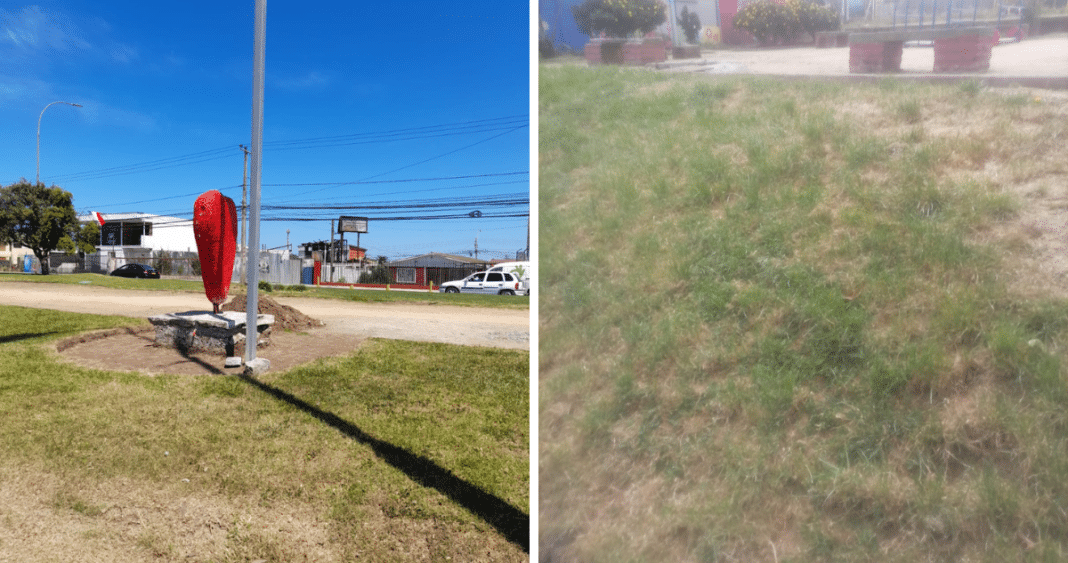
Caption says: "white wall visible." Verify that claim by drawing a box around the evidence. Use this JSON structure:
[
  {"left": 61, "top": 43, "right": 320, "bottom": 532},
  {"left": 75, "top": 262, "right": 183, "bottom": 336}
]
[{"left": 141, "top": 219, "right": 198, "bottom": 253}]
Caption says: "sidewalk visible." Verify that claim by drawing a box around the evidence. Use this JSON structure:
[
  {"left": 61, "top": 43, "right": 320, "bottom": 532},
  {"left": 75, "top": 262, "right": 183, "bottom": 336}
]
[{"left": 656, "top": 33, "right": 1068, "bottom": 88}]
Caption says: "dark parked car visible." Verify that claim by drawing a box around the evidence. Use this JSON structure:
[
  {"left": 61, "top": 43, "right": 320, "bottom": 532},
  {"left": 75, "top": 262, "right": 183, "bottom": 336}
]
[{"left": 109, "top": 264, "right": 161, "bottom": 279}]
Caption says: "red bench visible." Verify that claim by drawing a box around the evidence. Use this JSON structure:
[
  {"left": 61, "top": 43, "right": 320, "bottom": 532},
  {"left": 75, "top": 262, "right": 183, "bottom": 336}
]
[{"left": 848, "top": 26, "right": 997, "bottom": 73}]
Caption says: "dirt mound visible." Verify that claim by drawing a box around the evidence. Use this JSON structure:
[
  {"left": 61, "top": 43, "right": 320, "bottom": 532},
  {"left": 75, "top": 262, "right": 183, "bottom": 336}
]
[{"left": 221, "top": 292, "right": 323, "bottom": 332}]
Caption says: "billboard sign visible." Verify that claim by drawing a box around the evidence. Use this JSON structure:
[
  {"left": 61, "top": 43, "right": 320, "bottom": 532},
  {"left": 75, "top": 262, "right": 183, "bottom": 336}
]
[{"left": 338, "top": 216, "right": 368, "bottom": 233}]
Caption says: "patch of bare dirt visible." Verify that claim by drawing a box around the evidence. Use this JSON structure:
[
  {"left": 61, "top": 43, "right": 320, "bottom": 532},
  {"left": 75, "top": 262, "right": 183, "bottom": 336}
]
[
  {"left": 55, "top": 327, "right": 364, "bottom": 376},
  {"left": 53, "top": 295, "right": 362, "bottom": 376},
  {"left": 221, "top": 292, "right": 324, "bottom": 332}
]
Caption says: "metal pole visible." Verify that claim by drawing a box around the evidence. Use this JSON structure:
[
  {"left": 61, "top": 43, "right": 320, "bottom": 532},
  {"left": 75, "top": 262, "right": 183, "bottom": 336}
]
[
  {"left": 36, "top": 101, "right": 82, "bottom": 185},
  {"left": 240, "top": 144, "right": 249, "bottom": 284},
  {"left": 246, "top": 0, "right": 266, "bottom": 364}
]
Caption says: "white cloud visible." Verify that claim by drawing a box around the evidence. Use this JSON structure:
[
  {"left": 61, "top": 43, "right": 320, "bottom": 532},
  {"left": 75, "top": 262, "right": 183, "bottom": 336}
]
[{"left": 0, "top": 5, "right": 92, "bottom": 52}]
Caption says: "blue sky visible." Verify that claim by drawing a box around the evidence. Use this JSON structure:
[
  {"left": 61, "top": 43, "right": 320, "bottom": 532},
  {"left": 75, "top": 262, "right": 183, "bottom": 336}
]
[{"left": 0, "top": 1, "right": 530, "bottom": 261}]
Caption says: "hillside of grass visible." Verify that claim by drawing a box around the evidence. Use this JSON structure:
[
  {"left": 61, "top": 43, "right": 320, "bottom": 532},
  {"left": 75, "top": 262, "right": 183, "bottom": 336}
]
[
  {"left": 0, "top": 306, "right": 528, "bottom": 561},
  {"left": 540, "top": 66, "right": 1068, "bottom": 562}
]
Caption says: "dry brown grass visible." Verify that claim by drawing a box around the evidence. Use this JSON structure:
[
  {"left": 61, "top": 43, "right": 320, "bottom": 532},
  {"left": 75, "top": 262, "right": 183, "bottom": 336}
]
[{"left": 541, "top": 67, "right": 1068, "bottom": 562}]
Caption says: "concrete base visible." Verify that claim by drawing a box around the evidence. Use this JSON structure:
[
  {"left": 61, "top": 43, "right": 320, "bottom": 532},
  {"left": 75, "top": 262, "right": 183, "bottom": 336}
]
[
  {"left": 243, "top": 357, "right": 271, "bottom": 376},
  {"left": 933, "top": 35, "right": 994, "bottom": 72},
  {"left": 148, "top": 311, "right": 274, "bottom": 356},
  {"left": 672, "top": 44, "right": 702, "bottom": 59},
  {"left": 850, "top": 41, "right": 904, "bottom": 73}
]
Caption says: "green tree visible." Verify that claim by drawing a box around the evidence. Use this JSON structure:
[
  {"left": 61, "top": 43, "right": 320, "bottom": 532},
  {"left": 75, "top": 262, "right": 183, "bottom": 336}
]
[
  {"left": 58, "top": 221, "right": 98, "bottom": 255},
  {"left": 0, "top": 180, "right": 81, "bottom": 275}
]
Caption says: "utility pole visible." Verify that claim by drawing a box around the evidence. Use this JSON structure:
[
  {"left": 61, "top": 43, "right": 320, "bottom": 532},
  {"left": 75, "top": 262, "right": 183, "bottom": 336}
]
[
  {"left": 239, "top": 144, "right": 249, "bottom": 284},
  {"left": 245, "top": 0, "right": 266, "bottom": 366}
]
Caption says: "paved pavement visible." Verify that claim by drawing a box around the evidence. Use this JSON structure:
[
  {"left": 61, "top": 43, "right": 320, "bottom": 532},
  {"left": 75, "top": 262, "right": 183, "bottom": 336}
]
[{"left": 654, "top": 32, "right": 1068, "bottom": 88}]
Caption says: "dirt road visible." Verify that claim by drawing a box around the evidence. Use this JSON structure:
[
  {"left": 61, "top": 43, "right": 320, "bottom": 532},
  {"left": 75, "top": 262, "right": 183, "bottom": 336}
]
[{"left": 0, "top": 282, "right": 529, "bottom": 350}]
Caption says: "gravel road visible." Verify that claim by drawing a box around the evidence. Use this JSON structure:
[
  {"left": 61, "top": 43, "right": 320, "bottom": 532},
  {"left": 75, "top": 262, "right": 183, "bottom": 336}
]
[{"left": 0, "top": 282, "right": 530, "bottom": 350}]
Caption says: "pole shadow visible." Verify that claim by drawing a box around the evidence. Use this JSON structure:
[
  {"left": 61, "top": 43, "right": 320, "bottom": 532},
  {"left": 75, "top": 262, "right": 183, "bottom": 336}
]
[
  {"left": 0, "top": 331, "right": 61, "bottom": 345},
  {"left": 237, "top": 373, "right": 529, "bottom": 552}
]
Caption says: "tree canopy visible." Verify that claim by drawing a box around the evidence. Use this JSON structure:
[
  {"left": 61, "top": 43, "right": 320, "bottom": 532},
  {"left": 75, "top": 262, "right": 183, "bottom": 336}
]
[{"left": 0, "top": 180, "right": 87, "bottom": 275}]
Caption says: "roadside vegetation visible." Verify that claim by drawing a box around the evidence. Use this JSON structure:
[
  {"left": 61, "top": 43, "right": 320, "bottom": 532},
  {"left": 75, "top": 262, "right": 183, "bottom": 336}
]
[
  {"left": 0, "top": 305, "right": 528, "bottom": 561},
  {"left": 0, "top": 273, "right": 529, "bottom": 309},
  {"left": 540, "top": 66, "right": 1068, "bottom": 561}
]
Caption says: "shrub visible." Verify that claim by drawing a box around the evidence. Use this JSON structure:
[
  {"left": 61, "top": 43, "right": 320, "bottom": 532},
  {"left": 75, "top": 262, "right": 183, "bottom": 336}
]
[
  {"left": 797, "top": 0, "right": 839, "bottom": 34},
  {"left": 153, "top": 250, "right": 173, "bottom": 276},
  {"left": 677, "top": 6, "right": 702, "bottom": 43},
  {"left": 258, "top": 280, "right": 272, "bottom": 292},
  {"left": 573, "top": 0, "right": 667, "bottom": 38},
  {"left": 733, "top": 0, "right": 838, "bottom": 45}
]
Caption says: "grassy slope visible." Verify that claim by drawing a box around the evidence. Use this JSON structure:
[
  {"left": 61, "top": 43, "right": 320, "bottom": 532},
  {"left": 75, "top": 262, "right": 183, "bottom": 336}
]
[
  {"left": 0, "top": 272, "right": 529, "bottom": 309},
  {"left": 0, "top": 306, "right": 528, "bottom": 561},
  {"left": 540, "top": 66, "right": 1068, "bottom": 562}
]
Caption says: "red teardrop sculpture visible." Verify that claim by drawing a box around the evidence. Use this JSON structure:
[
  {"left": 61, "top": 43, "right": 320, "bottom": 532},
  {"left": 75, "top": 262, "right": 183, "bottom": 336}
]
[{"left": 193, "top": 190, "right": 238, "bottom": 312}]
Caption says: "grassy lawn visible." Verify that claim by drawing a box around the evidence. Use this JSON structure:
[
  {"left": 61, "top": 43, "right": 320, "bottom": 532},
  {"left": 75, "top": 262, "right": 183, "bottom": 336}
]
[
  {"left": 0, "top": 306, "right": 528, "bottom": 561},
  {"left": 540, "top": 66, "right": 1068, "bottom": 561},
  {"left": 0, "top": 272, "right": 529, "bottom": 309}
]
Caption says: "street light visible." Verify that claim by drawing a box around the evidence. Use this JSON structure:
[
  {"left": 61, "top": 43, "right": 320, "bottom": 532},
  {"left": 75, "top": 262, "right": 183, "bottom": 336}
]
[{"left": 36, "top": 101, "right": 83, "bottom": 186}]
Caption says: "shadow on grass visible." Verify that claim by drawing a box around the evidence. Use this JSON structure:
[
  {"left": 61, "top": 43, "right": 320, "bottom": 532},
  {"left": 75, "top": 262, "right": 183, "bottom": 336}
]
[
  {"left": 237, "top": 373, "right": 530, "bottom": 552},
  {"left": 0, "top": 332, "right": 61, "bottom": 345}
]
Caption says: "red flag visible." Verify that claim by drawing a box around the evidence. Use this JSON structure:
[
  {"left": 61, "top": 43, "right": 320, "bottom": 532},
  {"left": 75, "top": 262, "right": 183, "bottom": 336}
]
[{"left": 91, "top": 211, "right": 105, "bottom": 226}]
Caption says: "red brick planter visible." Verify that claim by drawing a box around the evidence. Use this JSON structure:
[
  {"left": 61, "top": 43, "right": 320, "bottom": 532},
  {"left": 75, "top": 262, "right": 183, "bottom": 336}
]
[
  {"left": 584, "top": 38, "right": 625, "bottom": 65},
  {"left": 623, "top": 38, "right": 668, "bottom": 65}
]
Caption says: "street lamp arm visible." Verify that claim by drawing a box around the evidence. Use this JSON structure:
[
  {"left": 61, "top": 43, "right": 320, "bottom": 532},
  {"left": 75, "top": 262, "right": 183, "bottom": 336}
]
[{"left": 36, "top": 101, "right": 84, "bottom": 186}]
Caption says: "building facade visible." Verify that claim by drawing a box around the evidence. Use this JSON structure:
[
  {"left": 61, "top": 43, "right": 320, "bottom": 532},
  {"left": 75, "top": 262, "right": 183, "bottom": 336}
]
[
  {"left": 76, "top": 212, "right": 198, "bottom": 274},
  {"left": 388, "top": 253, "right": 489, "bottom": 286}
]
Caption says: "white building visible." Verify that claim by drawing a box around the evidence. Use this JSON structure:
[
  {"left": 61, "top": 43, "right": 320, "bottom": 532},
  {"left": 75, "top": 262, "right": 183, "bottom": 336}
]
[
  {"left": 76, "top": 212, "right": 198, "bottom": 273},
  {"left": 1, "top": 242, "right": 35, "bottom": 272}
]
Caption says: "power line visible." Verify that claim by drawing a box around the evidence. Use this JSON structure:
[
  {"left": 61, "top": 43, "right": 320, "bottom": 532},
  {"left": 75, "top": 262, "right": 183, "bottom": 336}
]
[
  {"left": 49, "top": 115, "right": 528, "bottom": 183},
  {"left": 264, "top": 171, "right": 526, "bottom": 187}
]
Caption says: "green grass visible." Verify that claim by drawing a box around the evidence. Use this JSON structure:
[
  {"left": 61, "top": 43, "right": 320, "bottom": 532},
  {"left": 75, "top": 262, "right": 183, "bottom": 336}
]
[
  {"left": 540, "top": 67, "right": 1068, "bottom": 562},
  {"left": 0, "top": 305, "right": 528, "bottom": 560},
  {"left": 0, "top": 272, "right": 529, "bottom": 309}
]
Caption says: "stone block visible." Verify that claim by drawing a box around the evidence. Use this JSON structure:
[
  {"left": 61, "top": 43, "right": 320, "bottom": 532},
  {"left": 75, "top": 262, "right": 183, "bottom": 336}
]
[
  {"left": 243, "top": 357, "right": 270, "bottom": 376},
  {"left": 149, "top": 311, "right": 274, "bottom": 356}
]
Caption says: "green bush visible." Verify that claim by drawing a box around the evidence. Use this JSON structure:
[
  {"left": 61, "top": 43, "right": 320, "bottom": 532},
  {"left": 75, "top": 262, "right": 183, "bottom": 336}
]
[
  {"left": 258, "top": 280, "right": 272, "bottom": 292},
  {"left": 733, "top": 0, "right": 837, "bottom": 45},
  {"left": 572, "top": 0, "right": 667, "bottom": 38}
]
